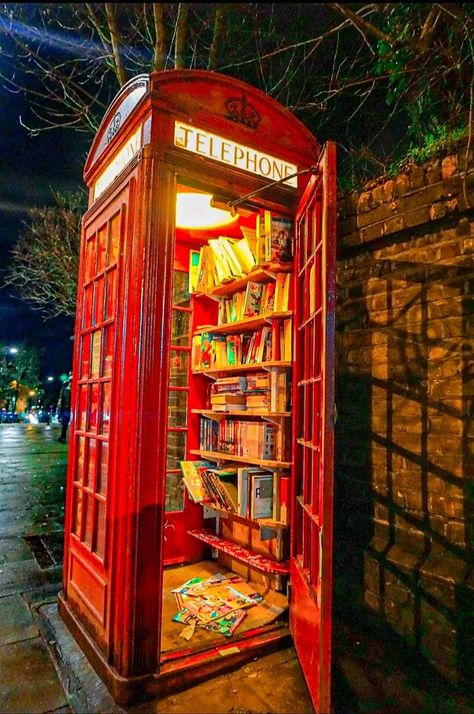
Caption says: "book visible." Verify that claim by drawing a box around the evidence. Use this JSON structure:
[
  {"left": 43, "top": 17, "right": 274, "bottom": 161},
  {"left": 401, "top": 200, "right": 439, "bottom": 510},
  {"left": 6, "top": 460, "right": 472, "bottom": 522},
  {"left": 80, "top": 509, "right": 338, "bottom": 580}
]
[
  {"left": 240, "top": 226, "right": 258, "bottom": 263},
  {"left": 262, "top": 281, "right": 276, "bottom": 313},
  {"left": 282, "top": 319, "right": 292, "bottom": 361},
  {"left": 200, "top": 332, "right": 214, "bottom": 368},
  {"left": 270, "top": 216, "right": 293, "bottom": 262},
  {"left": 256, "top": 212, "right": 269, "bottom": 265},
  {"left": 232, "top": 237, "right": 256, "bottom": 273},
  {"left": 208, "top": 238, "right": 233, "bottom": 284},
  {"left": 243, "top": 282, "right": 264, "bottom": 317},
  {"left": 180, "top": 460, "right": 214, "bottom": 503},
  {"left": 189, "top": 250, "right": 200, "bottom": 293},
  {"left": 191, "top": 334, "right": 202, "bottom": 370},
  {"left": 203, "top": 467, "right": 238, "bottom": 512},
  {"left": 250, "top": 472, "right": 273, "bottom": 519},
  {"left": 237, "top": 466, "right": 267, "bottom": 517},
  {"left": 273, "top": 273, "right": 286, "bottom": 311},
  {"left": 211, "top": 393, "right": 246, "bottom": 405},
  {"left": 279, "top": 475, "right": 291, "bottom": 525},
  {"left": 270, "top": 370, "right": 288, "bottom": 412},
  {"left": 218, "top": 237, "right": 245, "bottom": 277},
  {"left": 281, "top": 272, "right": 293, "bottom": 311},
  {"left": 195, "top": 246, "right": 211, "bottom": 293}
]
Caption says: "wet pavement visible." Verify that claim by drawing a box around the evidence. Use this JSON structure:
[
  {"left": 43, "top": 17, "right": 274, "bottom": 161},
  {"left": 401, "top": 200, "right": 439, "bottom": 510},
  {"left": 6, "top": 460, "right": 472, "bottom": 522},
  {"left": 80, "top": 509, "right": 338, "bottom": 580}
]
[{"left": 0, "top": 423, "right": 473, "bottom": 714}]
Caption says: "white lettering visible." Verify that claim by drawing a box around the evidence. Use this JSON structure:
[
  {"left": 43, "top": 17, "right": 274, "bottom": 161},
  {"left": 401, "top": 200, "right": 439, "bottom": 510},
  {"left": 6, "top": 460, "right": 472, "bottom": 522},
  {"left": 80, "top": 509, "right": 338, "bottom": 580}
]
[
  {"left": 174, "top": 121, "right": 298, "bottom": 188},
  {"left": 94, "top": 128, "right": 142, "bottom": 200}
]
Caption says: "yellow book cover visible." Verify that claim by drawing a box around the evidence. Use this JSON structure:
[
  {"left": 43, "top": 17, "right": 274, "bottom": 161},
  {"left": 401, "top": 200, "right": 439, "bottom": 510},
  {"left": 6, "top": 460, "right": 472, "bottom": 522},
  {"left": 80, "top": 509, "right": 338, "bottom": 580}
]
[
  {"left": 208, "top": 238, "right": 233, "bottom": 283},
  {"left": 232, "top": 237, "right": 256, "bottom": 273}
]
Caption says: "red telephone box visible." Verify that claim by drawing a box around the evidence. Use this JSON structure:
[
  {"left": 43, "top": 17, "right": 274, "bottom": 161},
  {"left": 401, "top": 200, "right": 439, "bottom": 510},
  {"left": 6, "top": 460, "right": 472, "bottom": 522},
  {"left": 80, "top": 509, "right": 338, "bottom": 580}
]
[{"left": 60, "top": 70, "right": 336, "bottom": 712}]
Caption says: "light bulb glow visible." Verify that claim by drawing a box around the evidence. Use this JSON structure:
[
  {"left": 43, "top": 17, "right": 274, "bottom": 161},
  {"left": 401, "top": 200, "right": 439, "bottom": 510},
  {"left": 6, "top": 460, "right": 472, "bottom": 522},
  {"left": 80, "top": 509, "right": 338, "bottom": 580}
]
[{"left": 176, "top": 192, "right": 237, "bottom": 230}]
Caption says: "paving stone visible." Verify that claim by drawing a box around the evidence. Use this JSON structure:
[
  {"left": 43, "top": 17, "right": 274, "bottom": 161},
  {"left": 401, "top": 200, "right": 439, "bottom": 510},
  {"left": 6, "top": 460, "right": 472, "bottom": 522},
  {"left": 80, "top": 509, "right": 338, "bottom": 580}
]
[
  {"left": 0, "top": 594, "right": 38, "bottom": 645},
  {"left": 0, "top": 637, "right": 67, "bottom": 713},
  {"left": 0, "top": 536, "right": 35, "bottom": 565}
]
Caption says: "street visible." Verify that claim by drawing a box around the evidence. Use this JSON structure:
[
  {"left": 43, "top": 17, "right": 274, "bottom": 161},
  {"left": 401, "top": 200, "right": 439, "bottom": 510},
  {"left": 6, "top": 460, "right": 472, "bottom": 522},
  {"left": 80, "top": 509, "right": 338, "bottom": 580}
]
[{"left": 0, "top": 423, "right": 472, "bottom": 714}]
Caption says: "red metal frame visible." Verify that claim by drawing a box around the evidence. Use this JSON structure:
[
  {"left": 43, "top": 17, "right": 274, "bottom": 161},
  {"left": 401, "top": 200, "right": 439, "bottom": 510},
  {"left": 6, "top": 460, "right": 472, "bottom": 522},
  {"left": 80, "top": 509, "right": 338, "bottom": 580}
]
[{"left": 60, "top": 70, "right": 335, "bottom": 710}]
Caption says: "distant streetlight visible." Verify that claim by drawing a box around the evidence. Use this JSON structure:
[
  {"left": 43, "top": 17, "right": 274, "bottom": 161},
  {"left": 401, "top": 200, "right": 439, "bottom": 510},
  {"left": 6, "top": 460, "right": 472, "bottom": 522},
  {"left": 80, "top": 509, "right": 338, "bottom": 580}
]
[
  {"left": 9, "top": 347, "right": 18, "bottom": 354},
  {"left": 47, "top": 376, "right": 54, "bottom": 382}
]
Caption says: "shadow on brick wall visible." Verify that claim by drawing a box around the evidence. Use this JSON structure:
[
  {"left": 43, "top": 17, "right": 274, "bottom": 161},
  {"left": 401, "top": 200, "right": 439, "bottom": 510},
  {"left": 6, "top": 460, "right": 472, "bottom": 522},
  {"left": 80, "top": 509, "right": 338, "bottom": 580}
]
[{"left": 335, "top": 236, "right": 473, "bottom": 691}]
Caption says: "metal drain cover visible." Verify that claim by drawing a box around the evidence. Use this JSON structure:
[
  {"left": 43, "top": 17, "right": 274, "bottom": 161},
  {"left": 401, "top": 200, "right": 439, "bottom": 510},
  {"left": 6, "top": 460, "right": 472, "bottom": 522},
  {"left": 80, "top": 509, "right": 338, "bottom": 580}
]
[{"left": 24, "top": 533, "right": 64, "bottom": 569}]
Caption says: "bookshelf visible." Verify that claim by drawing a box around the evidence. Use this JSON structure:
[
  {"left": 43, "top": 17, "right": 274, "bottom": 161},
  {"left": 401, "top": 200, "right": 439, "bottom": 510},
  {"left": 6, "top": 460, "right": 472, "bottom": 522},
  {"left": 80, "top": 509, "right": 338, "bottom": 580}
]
[
  {"left": 184, "top": 209, "right": 294, "bottom": 586},
  {"left": 189, "top": 449, "right": 292, "bottom": 470}
]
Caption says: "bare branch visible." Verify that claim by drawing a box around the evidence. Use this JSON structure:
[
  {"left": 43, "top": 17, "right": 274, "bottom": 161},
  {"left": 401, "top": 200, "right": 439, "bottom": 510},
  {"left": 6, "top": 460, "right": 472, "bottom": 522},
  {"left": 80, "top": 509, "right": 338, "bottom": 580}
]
[
  {"left": 208, "top": 4, "right": 226, "bottom": 71},
  {"left": 328, "top": 3, "right": 393, "bottom": 43},
  {"left": 152, "top": 3, "right": 167, "bottom": 71},
  {"left": 105, "top": 3, "right": 128, "bottom": 86},
  {"left": 174, "top": 3, "right": 188, "bottom": 70}
]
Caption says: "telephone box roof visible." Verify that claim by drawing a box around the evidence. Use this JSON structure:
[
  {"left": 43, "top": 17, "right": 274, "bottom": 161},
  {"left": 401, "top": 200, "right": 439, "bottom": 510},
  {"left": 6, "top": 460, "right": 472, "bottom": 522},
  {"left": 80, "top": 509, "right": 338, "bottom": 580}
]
[{"left": 84, "top": 70, "right": 320, "bottom": 184}]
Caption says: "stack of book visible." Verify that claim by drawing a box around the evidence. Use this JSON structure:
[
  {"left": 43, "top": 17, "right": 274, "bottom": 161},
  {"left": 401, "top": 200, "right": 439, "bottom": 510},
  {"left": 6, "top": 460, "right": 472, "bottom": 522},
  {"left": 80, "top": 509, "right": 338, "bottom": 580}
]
[
  {"left": 245, "top": 391, "right": 270, "bottom": 413},
  {"left": 190, "top": 211, "right": 293, "bottom": 294},
  {"left": 210, "top": 393, "right": 246, "bottom": 412},
  {"left": 199, "top": 417, "right": 276, "bottom": 459}
]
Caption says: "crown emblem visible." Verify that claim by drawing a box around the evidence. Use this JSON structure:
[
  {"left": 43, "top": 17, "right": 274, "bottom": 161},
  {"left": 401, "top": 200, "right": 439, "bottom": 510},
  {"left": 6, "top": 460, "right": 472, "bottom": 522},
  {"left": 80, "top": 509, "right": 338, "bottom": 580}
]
[{"left": 224, "top": 94, "right": 261, "bottom": 129}]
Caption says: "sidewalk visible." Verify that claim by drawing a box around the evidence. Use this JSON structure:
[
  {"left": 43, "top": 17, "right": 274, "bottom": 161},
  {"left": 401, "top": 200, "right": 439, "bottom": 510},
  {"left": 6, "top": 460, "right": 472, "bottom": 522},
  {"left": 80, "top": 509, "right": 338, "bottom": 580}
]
[{"left": 0, "top": 423, "right": 473, "bottom": 714}]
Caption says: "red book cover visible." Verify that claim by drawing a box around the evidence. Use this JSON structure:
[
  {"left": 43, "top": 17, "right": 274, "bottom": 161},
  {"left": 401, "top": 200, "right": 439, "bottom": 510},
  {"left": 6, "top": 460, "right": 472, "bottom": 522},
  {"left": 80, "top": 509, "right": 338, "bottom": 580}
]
[
  {"left": 279, "top": 476, "right": 291, "bottom": 525},
  {"left": 271, "top": 321, "right": 280, "bottom": 361}
]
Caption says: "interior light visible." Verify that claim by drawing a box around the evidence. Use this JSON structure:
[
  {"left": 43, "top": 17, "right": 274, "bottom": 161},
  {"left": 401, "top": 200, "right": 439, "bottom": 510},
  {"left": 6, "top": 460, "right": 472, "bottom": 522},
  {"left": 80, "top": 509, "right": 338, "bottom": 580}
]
[{"left": 176, "top": 192, "right": 237, "bottom": 229}]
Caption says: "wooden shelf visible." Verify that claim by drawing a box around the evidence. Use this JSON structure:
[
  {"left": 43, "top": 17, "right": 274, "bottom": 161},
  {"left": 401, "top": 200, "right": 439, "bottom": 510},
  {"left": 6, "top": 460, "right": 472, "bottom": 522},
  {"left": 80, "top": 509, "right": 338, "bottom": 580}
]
[
  {"left": 192, "top": 409, "right": 291, "bottom": 419},
  {"left": 188, "top": 529, "right": 290, "bottom": 575},
  {"left": 190, "top": 449, "right": 291, "bottom": 469},
  {"left": 196, "top": 310, "right": 292, "bottom": 335},
  {"left": 199, "top": 263, "right": 293, "bottom": 298},
  {"left": 204, "top": 505, "right": 289, "bottom": 530},
  {"left": 193, "top": 360, "right": 292, "bottom": 377}
]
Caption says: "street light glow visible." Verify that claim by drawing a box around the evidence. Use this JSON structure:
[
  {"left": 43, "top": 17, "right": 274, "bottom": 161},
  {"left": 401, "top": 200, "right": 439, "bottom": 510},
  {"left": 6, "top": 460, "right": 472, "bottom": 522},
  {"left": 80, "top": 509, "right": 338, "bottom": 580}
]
[
  {"left": 47, "top": 376, "right": 54, "bottom": 382},
  {"left": 9, "top": 347, "right": 18, "bottom": 354}
]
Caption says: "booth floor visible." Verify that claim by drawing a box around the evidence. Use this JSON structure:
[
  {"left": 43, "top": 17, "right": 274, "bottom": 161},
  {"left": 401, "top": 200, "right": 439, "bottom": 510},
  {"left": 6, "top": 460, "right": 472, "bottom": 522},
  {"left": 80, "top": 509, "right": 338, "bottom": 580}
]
[{"left": 161, "top": 559, "right": 288, "bottom": 654}]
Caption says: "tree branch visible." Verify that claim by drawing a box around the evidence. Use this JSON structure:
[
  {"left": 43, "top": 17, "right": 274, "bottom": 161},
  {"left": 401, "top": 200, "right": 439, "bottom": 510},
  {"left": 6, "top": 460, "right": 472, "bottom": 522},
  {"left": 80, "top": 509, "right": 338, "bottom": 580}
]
[
  {"left": 105, "top": 3, "right": 128, "bottom": 86},
  {"left": 175, "top": 3, "right": 188, "bottom": 69},
  {"left": 328, "top": 3, "right": 392, "bottom": 43},
  {"left": 152, "top": 3, "right": 167, "bottom": 71},
  {"left": 208, "top": 4, "right": 226, "bottom": 71}
]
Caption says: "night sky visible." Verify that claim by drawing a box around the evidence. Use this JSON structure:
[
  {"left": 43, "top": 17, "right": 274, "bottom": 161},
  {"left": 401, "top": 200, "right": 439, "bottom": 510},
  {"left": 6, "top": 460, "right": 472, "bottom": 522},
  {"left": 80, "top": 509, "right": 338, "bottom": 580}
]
[{"left": 0, "top": 80, "right": 91, "bottom": 381}]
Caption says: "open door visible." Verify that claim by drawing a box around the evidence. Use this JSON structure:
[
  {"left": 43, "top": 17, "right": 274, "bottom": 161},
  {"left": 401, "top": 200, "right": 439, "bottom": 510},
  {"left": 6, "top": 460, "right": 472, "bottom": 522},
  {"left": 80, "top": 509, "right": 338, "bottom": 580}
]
[{"left": 290, "top": 142, "right": 337, "bottom": 713}]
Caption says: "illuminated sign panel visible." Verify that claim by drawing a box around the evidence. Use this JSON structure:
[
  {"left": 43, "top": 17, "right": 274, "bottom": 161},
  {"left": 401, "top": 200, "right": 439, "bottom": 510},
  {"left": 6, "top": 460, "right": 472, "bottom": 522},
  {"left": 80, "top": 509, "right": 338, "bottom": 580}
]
[
  {"left": 94, "top": 128, "right": 142, "bottom": 200},
  {"left": 174, "top": 121, "right": 298, "bottom": 188}
]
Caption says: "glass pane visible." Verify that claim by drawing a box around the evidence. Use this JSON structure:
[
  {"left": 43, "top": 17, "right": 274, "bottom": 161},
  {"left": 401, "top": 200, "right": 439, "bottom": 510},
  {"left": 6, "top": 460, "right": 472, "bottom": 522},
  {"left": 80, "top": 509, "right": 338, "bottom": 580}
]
[
  {"left": 76, "top": 436, "right": 85, "bottom": 484},
  {"left": 84, "top": 235, "right": 96, "bottom": 282},
  {"left": 80, "top": 335, "right": 91, "bottom": 380},
  {"left": 172, "top": 270, "right": 190, "bottom": 305},
  {"left": 168, "top": 390, "right": 187, "bottom": 427},
  {"left": 171, "top": 310, "right": 190, "bottom": 346},
  {"left": 166, "top": 430, "right": 186, "bottom": 469},
  {"left": 93, "top": 277, "right": 104, "bottom": 326},
  {"left": 90, "top": 383, "right": 99, "bottom": 433},
  {"left": 84, "top": 438, "right": 97, "bottom": 489},
  {"left": 73, "top": 487, "right": 83, "bottom": 535},
  {"left": 105, "top": 268, "right": 117, "bottom": 321},
  {"left": 91, "top": 331, "right": 101, "bottom": 379},
  {"left": 103, "top": 325, "right": 114, "bottom": 377},
  {"left": 97, "top": 225, "right": 107, "bottom": 273},
  {"left": 83, "top": 493, "right": 93, "bottom": 547},
  {"left": 100, "top": 382, "right": 111, "bottom": 435},
  {"left": 97, "top": 441, "right": 108, "bottom": 495},
  {"left": 78, "top": 385, "right": 88, "bottom": 431},
  {"left": 83, "top": 285, "right": 93, "bottom": 329},
  {"left": 169, "top": 352, "right": 189, "bottom": 386},
  {"left": 109, "top": 212, "right": 120, "bottom": 264},
  {"left": 165, "top": 472, "right": 185, "bottom": 512},
  {"left": 94, "top": 500, "right": 106, "bottom": 559}
]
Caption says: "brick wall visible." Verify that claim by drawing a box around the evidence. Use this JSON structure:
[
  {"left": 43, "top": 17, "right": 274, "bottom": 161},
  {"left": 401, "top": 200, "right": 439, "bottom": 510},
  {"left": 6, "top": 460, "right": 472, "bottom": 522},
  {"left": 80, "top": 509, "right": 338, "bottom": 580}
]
[{"left": 335, "top": 145, "right": 473, "bottom": 687}]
